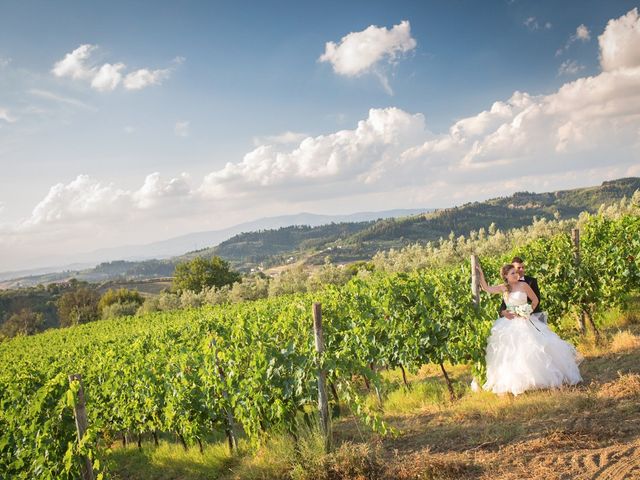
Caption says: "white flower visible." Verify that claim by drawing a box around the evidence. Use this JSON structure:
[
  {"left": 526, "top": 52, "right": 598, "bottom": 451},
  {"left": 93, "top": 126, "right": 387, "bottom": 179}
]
[{"left": 513, "top": 303, "right": 533, "bottom": 319}]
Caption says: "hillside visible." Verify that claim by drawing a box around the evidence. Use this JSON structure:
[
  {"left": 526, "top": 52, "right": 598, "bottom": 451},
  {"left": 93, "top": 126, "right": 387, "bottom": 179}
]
[
  {"left": 2, "top": 177, "right": 638, "bottom": 287},
  {"left": 199, "top": 177, "right": 640, "bottom": 270}
]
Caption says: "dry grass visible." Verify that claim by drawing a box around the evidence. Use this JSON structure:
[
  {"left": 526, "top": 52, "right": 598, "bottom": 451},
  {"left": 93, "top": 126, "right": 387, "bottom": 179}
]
[
  {"left": 598, "top": 372, "right": 640, "bottom": 399},
  {"left": 609, "top": 330, "right": 640, "bottom": 352}
]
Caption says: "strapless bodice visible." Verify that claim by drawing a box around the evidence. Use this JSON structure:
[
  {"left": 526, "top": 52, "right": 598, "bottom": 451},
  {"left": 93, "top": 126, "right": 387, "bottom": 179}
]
[{"left": 506, "top": 290, "right": 528, "bottom": 306}]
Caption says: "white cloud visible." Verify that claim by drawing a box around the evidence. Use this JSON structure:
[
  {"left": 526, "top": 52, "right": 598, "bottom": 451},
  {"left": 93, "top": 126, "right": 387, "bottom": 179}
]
[
  {"left": 24, "top": 175, "right": 130, "bottom": 227},
  {"left": 124, "top": 68, "right": 171, "bottom": 90},
  {"left": 52, "top": 44, "right": 97, "bottom": 80},
  {"left": 557, "top": 23, "right": 592, "bottom": 56},
  {"left": 124, "top": 126, "right": 135, "bottom": 134},
  {"left": 319, "top": 20, "right": 416, "bottom": 94},
  {"left": 90, "top": 62, "right": 125, "bottom": 91},
  {"left": 576, "top": 24, "right": 591, "bottom": 41},
  {"left": 0, "top": 108, "right": 16, "bottom": 123},
  {"left": 174, "top": 121, "right": 190, "bottom": 137},
  {"left": 200, "top": 107, "right": 428, "bottom": 199},
  {"left": 558, "top": 59, "right": 585, "bottom": 76},
  {"left": 599, "top": 8, "right": 640, "bottom": 71},
  {"left": 0, "top": 57, "right": 11, "bottom": 68},
  {"left": 19, "top": 173, "right": 196, "bottom": 229},
  {"left": 133, "top": 173, "right": 192, "bottom": 209},
  {"left": 52, "top": 44, "right": 177, "bottom": 92},
  {"left": 253, "top": 131, "right": 309, "bottom": 146}
]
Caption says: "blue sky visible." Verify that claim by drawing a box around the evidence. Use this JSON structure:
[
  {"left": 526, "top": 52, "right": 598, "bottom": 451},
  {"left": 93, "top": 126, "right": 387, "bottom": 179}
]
[{"left": 0, "top": 1, "right": 639, "bottom": 270}]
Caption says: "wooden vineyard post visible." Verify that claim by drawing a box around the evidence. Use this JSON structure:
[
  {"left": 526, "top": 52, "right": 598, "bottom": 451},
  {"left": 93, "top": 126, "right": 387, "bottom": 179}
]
[
  {"left": 469, "top": 254, "right": 482, "bottom": 392},
  {"left": 471, "top": 254, "right": 480, "bottom": 310},
  {"left": 68, "top": 374, "right": 95, "bottom": 480},
  {"left": 312, "top": 302, "right": 332, "bottom": 452},
  {"left": 209, "top": 339, "right": 238, "bottom": 453},
  {"left": 572, "top": 228, "right": 586, "bottom": 334}
]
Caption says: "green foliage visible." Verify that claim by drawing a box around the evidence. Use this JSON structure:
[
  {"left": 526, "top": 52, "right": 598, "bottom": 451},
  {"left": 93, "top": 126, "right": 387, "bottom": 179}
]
[
  {"left": 57, "top": 287, "right": 100, "bottom": 327},
  {"left": 92, "top": 259, "right": 175, "bottom": 278},
  {"left": 98, "top": 288, "right": 143, "bottom": 319},
  {"left": 268, "top": 266, "right": 309, "bottom": 297},
  {"left": 0, "top": 282, "right": 79, "bottom": 335},
  {"left": 101, "top": 301, "right": 141, "bottom": 319},
  {"left": 229, "top": 274, "right": 270, "bottom": 302},
  {"left": 173, "top": 256, "right": 241, "bottom": 293},
  {"left": 0, "top": 308, "right": 44, "bottom": 338}
]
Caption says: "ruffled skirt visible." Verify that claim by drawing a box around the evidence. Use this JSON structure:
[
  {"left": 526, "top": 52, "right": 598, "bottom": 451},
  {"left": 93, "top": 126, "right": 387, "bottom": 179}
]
[{"left": 483, "top": 315, "right": 582, "bottom": 395}]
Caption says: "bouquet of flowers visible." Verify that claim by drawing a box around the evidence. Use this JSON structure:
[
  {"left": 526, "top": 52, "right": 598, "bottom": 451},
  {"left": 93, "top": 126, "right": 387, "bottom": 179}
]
[{"left": 512, "top": 303, "right": 533, "bottom": 319}]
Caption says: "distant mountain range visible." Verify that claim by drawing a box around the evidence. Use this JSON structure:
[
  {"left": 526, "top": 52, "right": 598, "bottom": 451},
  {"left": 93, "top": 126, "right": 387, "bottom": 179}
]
[
  {"left": 0, "top": 209, "right": 430, "bottom": 286},
  {"left": 1, "top": 177, "right": 638, "bottom": 289}
]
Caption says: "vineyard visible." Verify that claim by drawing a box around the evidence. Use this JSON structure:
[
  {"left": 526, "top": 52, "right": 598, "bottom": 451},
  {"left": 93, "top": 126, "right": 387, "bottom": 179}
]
[{"left": 0, "top": 210, "right": 638, "bottom": 479}]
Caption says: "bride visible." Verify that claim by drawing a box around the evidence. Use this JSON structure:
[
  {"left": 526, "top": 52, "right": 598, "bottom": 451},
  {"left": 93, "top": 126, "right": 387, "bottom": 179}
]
[{"left": 476, "top": 263, "right": 582, "bottom": 396}]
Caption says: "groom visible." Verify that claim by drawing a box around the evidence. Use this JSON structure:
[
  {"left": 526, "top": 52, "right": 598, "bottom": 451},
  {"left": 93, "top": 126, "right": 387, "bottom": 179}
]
[{"left": 500, "top": 256, "right": 546, "bottom": 322}]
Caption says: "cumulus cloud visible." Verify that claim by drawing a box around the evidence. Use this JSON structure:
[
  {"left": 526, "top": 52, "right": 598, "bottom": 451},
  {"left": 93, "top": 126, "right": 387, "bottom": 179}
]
[
  {"left": 0, "top": 108, "right": 16, "bottom": 123},
  {"left": 132, "top": 173, "right": 192, "bottom": 209},
  {"left": 20, "top": 173, "right": 196, "bottom": 229},
  {"left": 124, "top": 68, "right": 171, "bottom": 90},
  {"left": 599, "top": 8, "right": 640, "bottom": 71},
  {"left": 52, "top": 44, "right": 97, "bottom": 80},
  {"left": 25, "top": 175, "right": 130, "bottom": 227},
  {"left": 52, "top": 44, "right": 178, "bottom": 92},
  {"left": 319, "top": 20, "right": 416, "bottom": 94},
  {"left": 200, "top": 107, "right": 427, "bottom": 199},
  {"left": 174, "top": 121, "right": 190, "bottom": 137},
  {"left": 90, "top": 62, "right": 125, "bottom": 91}
]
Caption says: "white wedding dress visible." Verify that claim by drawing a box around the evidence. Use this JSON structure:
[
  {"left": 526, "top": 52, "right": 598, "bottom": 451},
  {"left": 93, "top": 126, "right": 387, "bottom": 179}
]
[{"left": 483, "top": 291, "right": 582, "bottom": 395}]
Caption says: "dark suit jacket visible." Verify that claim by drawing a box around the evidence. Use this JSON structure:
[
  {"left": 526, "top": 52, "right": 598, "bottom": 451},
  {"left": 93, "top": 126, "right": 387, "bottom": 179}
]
[{"left": 499, "top": 275, "right": 541, "bottom": 315}]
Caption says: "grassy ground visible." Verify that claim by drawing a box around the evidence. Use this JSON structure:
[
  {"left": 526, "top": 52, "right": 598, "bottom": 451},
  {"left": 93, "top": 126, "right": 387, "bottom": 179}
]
[{"left": 106, "top": 302, "right": 640, "bottom": 480}]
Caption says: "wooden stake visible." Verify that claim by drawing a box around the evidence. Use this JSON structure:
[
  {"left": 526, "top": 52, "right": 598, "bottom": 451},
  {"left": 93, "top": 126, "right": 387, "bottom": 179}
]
[
  {"left": 571, "top": 228, "right": 580, "bottom": 265},
  {"left": 471, "top": 255, "right": 480, "bottom": 309},
  {"left": 313, "top": 302, "right": 331, "bottom": 452},
  {"left": 68, "top": 374, "right": 95, "bottom": 480}
]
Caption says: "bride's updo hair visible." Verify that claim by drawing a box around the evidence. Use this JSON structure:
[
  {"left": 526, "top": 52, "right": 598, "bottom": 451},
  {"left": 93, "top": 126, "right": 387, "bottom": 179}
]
[{"left": 500, "top": 264, "right": 516, "bottom": 292}]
